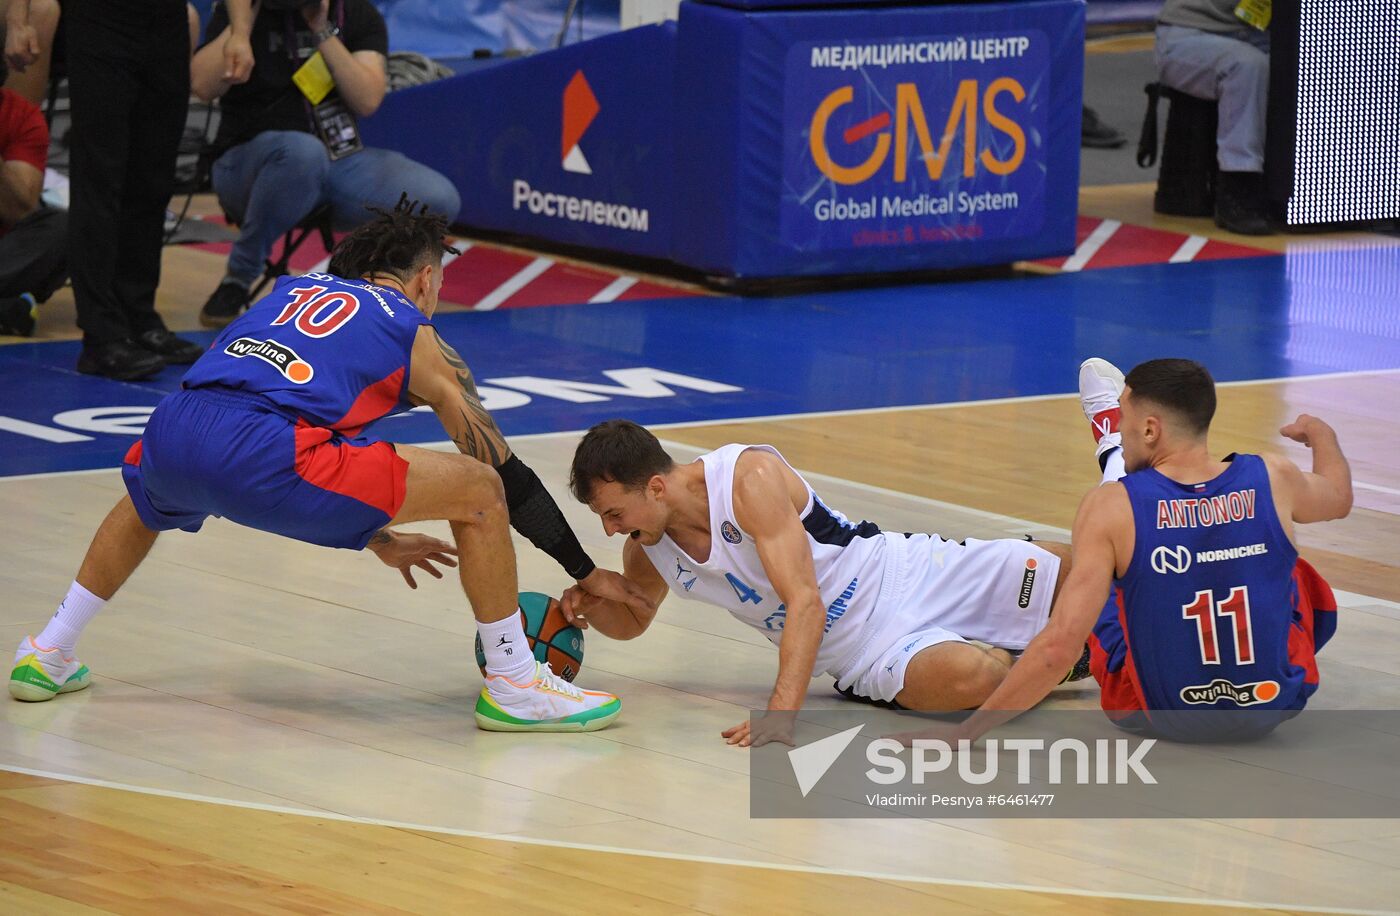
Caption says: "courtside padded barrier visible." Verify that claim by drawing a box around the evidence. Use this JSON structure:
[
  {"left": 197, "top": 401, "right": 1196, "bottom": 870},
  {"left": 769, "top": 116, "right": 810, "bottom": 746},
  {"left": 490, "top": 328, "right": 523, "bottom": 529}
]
[{"left": 360, "top": 0, "right": 1084, "bottom": 279}]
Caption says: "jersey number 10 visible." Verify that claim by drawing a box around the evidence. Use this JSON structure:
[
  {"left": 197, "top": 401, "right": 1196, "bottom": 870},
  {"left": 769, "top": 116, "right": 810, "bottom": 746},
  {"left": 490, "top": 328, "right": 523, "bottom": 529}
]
[
  {"left": 272, "top": 286, "right": 360, "bottom": 338},
  {"left": 1181, "top": 586, "right": 1255, "bottom": 665}
]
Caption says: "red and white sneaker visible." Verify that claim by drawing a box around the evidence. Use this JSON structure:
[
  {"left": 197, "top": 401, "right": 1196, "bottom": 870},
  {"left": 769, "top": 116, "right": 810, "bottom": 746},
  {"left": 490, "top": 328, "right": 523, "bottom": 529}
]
[
  {"left": 1078, "top": 357, "right": 1124, "bottom": 461},
  {"left": 475, "top": 662, "right": 621, "bottom": 732}
]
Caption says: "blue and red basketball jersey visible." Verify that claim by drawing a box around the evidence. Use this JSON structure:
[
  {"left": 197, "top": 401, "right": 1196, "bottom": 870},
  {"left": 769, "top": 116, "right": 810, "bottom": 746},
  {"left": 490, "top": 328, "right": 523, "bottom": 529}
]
[
  {"left": 1091, "top": 454, "right": 1337, "bottom": 738},
  {"left": 182, "top": 273, "right": 430, "bottom": 436}
]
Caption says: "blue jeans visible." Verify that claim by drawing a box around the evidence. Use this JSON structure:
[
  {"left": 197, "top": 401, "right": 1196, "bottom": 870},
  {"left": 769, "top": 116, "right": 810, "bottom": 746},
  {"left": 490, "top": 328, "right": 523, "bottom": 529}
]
[{"left": 211, "top": 130, "right": 462, "bottom": 283}]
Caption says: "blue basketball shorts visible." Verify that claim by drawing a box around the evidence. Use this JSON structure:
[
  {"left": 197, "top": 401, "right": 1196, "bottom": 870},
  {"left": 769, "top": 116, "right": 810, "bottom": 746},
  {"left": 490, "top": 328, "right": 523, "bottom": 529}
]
[{"left": 121, "top": 387, "right": 409, "bottom": 550}]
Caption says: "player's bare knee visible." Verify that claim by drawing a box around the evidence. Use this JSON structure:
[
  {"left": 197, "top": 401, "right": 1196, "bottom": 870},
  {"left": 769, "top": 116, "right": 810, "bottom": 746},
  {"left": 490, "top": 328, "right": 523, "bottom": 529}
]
[
  {"left": 963, "top": 663, "right": 1004, "bottom": 707},
  {"left": 450, "top": 458, "right": 508, "bottom": 524},
  {"left": 945, "top": 651, "right": 1005, "bottom": 709}
]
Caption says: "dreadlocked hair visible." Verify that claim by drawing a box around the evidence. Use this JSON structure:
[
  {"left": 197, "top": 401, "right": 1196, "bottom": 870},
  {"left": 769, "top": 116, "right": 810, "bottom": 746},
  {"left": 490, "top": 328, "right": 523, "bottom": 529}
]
[{"left": 327, "top": 193, "right": 459, "bottom": 283}]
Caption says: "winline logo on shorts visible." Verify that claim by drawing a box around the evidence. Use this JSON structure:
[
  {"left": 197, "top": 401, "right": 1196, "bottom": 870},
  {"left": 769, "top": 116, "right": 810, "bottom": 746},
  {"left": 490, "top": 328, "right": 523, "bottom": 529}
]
[
  {"left": 1180, "top": 679, "right": 1281, "bottom": 706},
  {"left": 1017, "top": 557, "right": 1037, "bottom": 608},
  {"left": 224, "top": 337, "right": 315, "bottom": 385}
]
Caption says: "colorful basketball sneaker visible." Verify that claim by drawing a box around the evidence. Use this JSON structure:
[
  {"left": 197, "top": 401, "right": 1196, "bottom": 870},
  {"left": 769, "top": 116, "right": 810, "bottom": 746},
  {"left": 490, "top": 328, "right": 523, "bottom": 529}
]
[
  {"left": 1079, "top": 357, "right": 1125, "bottom": 461},
  {"left": 10, "top": 637, "right": 91, "bottom": 702},
  {"left": 475, "top": 662, "right": 621, "bottom": 732},
  {"left": 1059, "top": 644, "right": 1093, "bottom": 684}
]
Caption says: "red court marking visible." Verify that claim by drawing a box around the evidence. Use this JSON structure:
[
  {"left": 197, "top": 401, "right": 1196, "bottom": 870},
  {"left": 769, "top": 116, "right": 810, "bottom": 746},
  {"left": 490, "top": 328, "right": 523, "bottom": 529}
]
[
  {"left": 186, "top": 216, "right": 703, "bottom": 309},
  {"left": 439, "top": 246, "right": 534, "bottom": 307},
  {"left": 1192, "top": 238, "right": 1277, "bottom": 261},
  {"left": 1084, "top": 222, "right": 1185, "bottom": 269},
  {"left": 1035, "top": 217, "right": 1272, "bottom": 271},
  {"left": 843, "top": 112, "right": 891, "bottom": 145},
  {"left": 496, "top": 262, "right": 620, "bottom": 309}
]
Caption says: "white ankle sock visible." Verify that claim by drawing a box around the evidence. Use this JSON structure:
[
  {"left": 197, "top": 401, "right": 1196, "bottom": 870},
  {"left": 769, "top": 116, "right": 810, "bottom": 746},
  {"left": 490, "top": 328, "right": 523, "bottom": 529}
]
[
  {"left": 477, "top": 611, "right": 535, "bottom": 682},
  {"left": 1100, "top": 446, "right": 1126, "bottom": 484},
  {"left": 36, "top": 581, "right": 106, "bottom": 655}
]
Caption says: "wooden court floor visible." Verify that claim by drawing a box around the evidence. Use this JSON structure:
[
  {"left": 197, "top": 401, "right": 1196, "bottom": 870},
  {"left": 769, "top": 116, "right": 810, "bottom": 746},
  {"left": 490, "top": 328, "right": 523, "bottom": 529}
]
[
  {"left": 2, "top": 374, "right": 1398, "bottom": 914},
  {"left": 4, "top": 135, "right": 1400, "bottom": 910}
]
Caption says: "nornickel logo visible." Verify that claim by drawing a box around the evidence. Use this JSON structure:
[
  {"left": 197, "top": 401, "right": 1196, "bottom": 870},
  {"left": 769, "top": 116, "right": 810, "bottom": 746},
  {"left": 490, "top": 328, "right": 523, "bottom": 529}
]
[{"left": 1151, "top": 545, "right": 1192, "bottom": 575}]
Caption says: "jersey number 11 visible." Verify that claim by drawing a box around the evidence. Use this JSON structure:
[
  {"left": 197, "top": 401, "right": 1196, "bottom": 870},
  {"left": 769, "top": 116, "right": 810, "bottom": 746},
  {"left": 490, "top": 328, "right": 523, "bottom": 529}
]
[{"left": 1181, "top": 586, "right": 1255, "bottom": 665}]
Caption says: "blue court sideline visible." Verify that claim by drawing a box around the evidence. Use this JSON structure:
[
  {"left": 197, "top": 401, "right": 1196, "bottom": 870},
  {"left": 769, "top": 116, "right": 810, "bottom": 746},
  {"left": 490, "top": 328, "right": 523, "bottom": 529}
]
[{"left": 1, "top": 250, "right": 1398, "bottom": 479}]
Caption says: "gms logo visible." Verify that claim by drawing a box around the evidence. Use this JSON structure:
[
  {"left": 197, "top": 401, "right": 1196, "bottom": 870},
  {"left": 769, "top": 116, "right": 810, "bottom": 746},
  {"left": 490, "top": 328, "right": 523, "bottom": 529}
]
[
  {"left": 1180, "top": 679, "right": 1282, "bottom": 706},
  {"left": 511, "top": 69, "right": 651, "bottom": 233},
  {"left": 809, "top": 78, "right": 1027, "bottom": 187},
  {"left": 796, "top": 35, "right": 1045, "bottom": 230},
  {"left": 561, "top": 70, "right": 599, "bottom": 175}
]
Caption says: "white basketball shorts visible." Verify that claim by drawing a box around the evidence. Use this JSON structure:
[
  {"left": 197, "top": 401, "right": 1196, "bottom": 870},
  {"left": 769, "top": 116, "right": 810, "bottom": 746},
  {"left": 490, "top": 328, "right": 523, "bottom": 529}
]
[{"left": 833, "top": 533, "right": 1060, "bottom": 704}]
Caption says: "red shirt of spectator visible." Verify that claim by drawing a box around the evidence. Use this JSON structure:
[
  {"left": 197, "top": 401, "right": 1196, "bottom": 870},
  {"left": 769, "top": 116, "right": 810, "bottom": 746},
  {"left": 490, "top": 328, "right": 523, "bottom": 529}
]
[{"left": 0, "top": 87, "right": 49, "bottom": 237}]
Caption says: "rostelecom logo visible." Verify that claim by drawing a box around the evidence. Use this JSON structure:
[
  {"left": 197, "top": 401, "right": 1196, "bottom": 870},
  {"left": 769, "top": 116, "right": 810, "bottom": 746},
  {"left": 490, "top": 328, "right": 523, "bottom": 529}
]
[{"left": 562, "top": 70, "right": 599, "bottom": 175}]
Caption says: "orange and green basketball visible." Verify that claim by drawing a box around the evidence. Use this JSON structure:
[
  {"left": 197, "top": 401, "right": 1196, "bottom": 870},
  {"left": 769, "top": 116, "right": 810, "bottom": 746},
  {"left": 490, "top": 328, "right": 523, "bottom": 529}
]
[{"left": 475, "top": 591, "right": 585, "bottom": 682}]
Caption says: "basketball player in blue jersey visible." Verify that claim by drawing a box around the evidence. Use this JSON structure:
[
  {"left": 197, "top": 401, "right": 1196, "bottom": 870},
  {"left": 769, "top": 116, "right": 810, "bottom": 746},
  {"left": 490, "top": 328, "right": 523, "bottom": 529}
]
[
  {"left": 562, "top": 420, "right": 1089, "bottom": 748},
  {"left": 911, "top": 357, "right": 1350, "bottom": 745},
  {"left": 10, "top": 196, "right": 650, "bottom": 733}
]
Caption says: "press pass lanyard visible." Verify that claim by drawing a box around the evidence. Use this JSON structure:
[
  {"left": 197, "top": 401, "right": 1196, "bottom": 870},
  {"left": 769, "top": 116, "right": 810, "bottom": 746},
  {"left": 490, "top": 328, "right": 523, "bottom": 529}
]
[
  {"left": 284, "top": 2, "right": 363, "bottom": 159},
  {"left": 1234, "top": 0, "right": 1270, "bottom": 30}
]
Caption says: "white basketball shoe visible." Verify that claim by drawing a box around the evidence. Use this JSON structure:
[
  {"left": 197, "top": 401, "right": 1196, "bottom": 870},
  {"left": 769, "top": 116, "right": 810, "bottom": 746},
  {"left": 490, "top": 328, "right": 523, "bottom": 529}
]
[
  {"left": 475, "top": 661, "right": 621, "bottom": 732},
  {"left": 10, "top": 636, "right": 91, "bottom": 702}
]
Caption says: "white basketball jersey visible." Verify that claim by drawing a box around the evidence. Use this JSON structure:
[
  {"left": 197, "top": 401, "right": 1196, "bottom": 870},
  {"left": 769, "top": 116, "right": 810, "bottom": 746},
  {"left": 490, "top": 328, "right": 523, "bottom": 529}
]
[{"left": 642, "top": 444, "right": 892, "bottom": 676}]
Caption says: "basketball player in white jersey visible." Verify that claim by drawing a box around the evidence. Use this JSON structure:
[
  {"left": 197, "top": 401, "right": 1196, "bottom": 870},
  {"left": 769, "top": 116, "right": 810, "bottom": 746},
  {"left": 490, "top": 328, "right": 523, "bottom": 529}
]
[{"left": 564, "top": 420, "right": 1081, "bottom": 747}]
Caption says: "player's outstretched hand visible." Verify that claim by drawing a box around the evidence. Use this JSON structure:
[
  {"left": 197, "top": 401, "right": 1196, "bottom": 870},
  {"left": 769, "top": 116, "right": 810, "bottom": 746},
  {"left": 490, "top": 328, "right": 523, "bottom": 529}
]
[
  {"left": 577, "top": 568, "right": 656, "bottom": 615},
  {"left": 1280, "top": 413, "right": 1335, "bottom": 449},
  {"left": 558, "top": 584, "right": 592, "bottom": 629},
  {"left": 369, "top": 531, "right": 458, "bottom": 589},
  {"left": 722, "top": 710, "right": 797, "bottom": 748}
]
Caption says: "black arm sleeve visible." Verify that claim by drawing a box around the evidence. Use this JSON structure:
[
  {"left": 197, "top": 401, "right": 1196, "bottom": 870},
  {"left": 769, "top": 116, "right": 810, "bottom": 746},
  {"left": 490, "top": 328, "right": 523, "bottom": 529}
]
[{"left": 497, "top": 455, "right": 596, "bottom": 581}]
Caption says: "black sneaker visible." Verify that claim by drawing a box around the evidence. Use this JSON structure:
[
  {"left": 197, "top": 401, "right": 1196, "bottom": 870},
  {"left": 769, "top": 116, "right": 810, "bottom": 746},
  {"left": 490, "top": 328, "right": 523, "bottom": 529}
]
[
  {"left": 0, "top": 294, "right": 37, "bottom": 337},
  {"left": 1082, "top": 105, "right": 1127, "bottom": 149},
  {"left": 137, "top": 328, "right": 204, "bottom": 365},
  {"left": 76, "top": 339, "right": 164, "bottom": 380},
  {"left": 199, "top": 280, "right": 252, "bottom": 329},
  {"left": 1214, "top": 171, "right": 1272, "bottom": 236},
  {"left": 1059, "top": 644, "right": 1093, "bottom": 685}
]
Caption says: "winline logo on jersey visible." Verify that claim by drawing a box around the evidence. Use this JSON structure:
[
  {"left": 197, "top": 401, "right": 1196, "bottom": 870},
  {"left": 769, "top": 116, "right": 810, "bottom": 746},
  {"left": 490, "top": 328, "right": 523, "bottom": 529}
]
[
  {"left": 747, "top": 710, "right": 1400, "bottom": 819},
  {"left": 224, "top": 337, "right": 314, "bottom": 385}
]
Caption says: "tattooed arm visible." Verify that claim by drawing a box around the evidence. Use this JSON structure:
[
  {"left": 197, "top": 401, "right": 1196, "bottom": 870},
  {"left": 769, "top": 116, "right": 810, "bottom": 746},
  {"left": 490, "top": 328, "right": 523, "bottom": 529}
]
[
  {"left": 404, "top": 325, "right": 655, "bottom": 618},
  {"left": 407, "top": 326, "right": 513, "bottom": 467}
]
